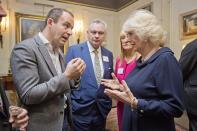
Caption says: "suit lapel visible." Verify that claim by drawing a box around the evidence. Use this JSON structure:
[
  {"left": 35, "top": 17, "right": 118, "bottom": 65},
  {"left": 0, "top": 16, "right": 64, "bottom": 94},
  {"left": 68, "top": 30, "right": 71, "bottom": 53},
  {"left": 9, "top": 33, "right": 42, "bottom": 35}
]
[
  {"left": 101, "top": 47, "right": 109, "bottom": 79},
  {"left": 59, "top": 50, "right": 65, "bottom": 72},
  {"left": 81, "top": 43, "right": 97, "bottom": 86},
  {"left": 34, "top": 35, "right": 57, "bottom": 76}
]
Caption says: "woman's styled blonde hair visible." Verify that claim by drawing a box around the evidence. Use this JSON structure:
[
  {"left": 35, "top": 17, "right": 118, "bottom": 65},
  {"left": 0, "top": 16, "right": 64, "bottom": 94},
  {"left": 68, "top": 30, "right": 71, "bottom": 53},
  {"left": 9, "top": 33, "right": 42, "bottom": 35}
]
[
  {"left": 122, "top": 9, "right": 167, "bottom": 47},
  {"left": 119, "top": 31, "right": 127, "bottom": 63}
]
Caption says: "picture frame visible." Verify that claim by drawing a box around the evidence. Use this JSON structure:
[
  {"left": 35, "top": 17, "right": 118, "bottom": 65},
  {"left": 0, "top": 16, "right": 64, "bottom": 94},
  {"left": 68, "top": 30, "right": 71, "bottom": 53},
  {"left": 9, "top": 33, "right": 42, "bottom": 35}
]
[
  {"left": 15, "top": 13, "right": 45, "bottom": 43},
  {"left": 180, "top": 9, "right": 197, "bottom": 40},
  {"left": 15, "top": 13, "right": 67, "bottom": 54}
]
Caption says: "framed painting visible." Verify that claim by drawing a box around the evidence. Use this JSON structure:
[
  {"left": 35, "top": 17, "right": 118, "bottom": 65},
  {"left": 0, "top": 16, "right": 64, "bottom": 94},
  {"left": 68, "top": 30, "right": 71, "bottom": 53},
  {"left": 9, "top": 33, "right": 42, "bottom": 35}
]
[
  {"left": 180, "top": 9, "right": 197, "bottom": 40},
  {"left": 15, "top": 13, "right": 45, "bottom": 43},
  {"left": 15, "top": 13, "right": 67, "bottom": 54}
]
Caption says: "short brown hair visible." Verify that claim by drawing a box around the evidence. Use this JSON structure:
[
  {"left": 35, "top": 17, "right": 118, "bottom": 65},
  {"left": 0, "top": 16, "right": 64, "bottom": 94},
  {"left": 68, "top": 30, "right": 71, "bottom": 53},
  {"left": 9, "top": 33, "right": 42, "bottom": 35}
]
[{"left": 43, "top": 8, "right": 74, "bottom": 28}]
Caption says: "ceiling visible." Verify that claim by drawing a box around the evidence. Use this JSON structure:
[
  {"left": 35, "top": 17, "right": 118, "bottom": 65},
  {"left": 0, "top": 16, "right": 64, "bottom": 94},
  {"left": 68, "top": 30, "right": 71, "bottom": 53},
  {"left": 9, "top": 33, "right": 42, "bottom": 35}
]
[{"left": 49, "top": 0, "right": 138, "bottom": 12}]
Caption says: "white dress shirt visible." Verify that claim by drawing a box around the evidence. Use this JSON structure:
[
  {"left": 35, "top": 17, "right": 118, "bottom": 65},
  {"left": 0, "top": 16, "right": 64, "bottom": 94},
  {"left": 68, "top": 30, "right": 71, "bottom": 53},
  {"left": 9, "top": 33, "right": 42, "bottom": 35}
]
[
  {"left": 87, "top": 41, "right": 104, "bottom": 77},
  {"left": 38, "top": 32, "right": 62, "bottom": 75}
]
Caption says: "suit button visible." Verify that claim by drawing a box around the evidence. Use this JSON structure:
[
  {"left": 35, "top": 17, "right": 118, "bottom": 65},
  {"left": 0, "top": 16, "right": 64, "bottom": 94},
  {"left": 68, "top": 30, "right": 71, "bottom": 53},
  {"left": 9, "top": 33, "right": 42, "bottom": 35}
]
[
  {"left": 64, "top": 104, "right": 67, "bottom": 109},
  {"left": 60, "top": 111, "right": 64, "bottom": 114},
  {"left": 140, "top": 110, "right": 144, "bottom": 113}
]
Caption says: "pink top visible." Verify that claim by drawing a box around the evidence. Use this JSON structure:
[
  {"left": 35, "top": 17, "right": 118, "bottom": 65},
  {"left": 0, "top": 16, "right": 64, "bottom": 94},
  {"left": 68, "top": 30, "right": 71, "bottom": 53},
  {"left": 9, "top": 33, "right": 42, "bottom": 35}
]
[
  {"left": 115, "top": 56, "right": 137, "bottom": 81},
  {"left": 114, "top": 56, "right": 137, "bottom": 131}
]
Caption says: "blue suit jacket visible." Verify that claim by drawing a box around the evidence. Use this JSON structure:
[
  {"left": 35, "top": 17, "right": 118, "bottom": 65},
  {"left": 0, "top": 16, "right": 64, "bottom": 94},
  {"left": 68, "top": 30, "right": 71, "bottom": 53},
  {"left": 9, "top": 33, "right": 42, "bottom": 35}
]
[{"left": 65, "top": 42, "right": 113, "bottom": 121}]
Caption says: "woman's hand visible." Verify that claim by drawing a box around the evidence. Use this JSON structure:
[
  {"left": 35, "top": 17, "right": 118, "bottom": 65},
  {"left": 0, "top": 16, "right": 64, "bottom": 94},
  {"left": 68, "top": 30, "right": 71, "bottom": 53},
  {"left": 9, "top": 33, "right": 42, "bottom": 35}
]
[
  {"left": 121, "top": 80, "right": 138, "bottom": 108},
  {"left": 101, "top": 73, "right": 138, "bottom": 108},
  {"left": 101, "top": 73, "right": 121, "bottom": 90}
]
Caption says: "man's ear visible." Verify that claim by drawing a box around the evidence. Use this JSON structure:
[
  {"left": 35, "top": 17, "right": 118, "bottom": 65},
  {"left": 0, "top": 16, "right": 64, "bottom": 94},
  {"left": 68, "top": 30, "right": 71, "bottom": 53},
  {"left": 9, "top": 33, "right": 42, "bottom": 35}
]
[{"left": 47, "top": 18, "right": 54, "bottom": 26}]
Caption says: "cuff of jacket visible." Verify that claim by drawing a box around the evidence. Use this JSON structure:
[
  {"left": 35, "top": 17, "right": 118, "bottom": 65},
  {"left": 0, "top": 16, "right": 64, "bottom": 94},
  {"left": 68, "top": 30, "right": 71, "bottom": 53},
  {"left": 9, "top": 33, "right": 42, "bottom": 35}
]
[{"left": 135, "top": 99, "right": 146, "bottom": 114}]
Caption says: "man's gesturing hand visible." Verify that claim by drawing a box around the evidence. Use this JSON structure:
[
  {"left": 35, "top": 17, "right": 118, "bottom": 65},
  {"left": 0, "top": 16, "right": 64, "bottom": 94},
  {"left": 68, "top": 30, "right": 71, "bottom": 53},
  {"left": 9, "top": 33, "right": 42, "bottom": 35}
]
[{"left": 64, "top": 58, "right": 86, "bottom": 80}]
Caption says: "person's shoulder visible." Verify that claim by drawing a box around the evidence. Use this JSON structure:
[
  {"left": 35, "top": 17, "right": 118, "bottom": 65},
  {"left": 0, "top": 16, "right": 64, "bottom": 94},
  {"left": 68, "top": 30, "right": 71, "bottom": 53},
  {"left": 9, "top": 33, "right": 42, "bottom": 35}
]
[
  {"left": 69, "top": 42, "right": 87, "bottom": 49},
  {"left": 101, "top": 46, "right": 112, "bottom": 54},
  {"left": 14, "top": 37, "right": 35, "bottom": 50},
  {"left": 185, "top": 39, "right": 197, "bottom": 47},
  {"left": 182, "top": 39, "right": 197, "bottom": 53},
  {"left": 157, "top": 47, "right": 178, "bottom": 65},
  {"left": 158, "top": 47, "right": 173, "bottom": 56}
]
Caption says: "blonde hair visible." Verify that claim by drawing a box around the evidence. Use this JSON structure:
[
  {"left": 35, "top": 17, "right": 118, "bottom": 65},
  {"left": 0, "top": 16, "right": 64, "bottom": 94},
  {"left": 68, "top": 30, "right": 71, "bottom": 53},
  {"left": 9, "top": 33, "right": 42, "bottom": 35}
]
[
  {"left": 119, "top": 31, "right": 138, "bottom": 64},
  {"left": 122, "top": 9, "right": 166, "bottom": 47},
  {"left": 119, "top": 31, "right": 126, "bottom": 63}
]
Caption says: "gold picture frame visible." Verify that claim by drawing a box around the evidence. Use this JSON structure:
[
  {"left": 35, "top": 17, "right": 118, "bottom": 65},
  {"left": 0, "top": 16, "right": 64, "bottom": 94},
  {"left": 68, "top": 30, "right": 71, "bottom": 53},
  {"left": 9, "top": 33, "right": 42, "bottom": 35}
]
[
  {"left": 15, "top": 13, "right": 68, "bottom": 54},
  {"left": 180, "top": 9, "right": 197, "bottom": 40},
  {"left": 15, "top": 13, "right": 45, "bottom": 43}
]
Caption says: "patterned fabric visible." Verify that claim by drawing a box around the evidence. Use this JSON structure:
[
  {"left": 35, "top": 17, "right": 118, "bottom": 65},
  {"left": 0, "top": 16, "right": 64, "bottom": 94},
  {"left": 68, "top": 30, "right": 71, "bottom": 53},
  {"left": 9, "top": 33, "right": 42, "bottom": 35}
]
[{"left": 94, "top": 50, "right": 102, "bottom": 86}]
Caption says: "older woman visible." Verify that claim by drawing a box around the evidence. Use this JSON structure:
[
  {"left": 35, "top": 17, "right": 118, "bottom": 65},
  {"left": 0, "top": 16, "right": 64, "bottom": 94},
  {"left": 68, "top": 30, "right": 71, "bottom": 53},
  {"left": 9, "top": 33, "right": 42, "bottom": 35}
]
[
  {"left": 101, "top": 10, "right": 184, "bottom": 131},
  {"left": 115, "top": 31, "right": 140, "bottom": 131}
]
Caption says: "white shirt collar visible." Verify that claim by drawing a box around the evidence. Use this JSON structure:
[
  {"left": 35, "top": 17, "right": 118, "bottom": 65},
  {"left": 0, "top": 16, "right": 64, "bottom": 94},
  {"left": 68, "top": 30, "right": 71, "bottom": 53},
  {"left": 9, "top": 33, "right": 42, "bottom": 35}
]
[
  {"left": 38, "top": 32, "right": 49, "bottom": 44},
  {"left": 38, "top": 32, "right": 61, "bottom": 53}
]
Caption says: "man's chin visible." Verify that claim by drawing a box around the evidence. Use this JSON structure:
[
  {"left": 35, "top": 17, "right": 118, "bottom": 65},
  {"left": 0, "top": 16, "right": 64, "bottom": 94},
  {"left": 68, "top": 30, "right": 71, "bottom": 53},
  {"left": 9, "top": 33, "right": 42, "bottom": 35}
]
[
  {"left": 60, "top": 40, "right": 68, "bottom": 45},
  {"left": 92, "top": 42, "right": 101, "bottom": 48}
]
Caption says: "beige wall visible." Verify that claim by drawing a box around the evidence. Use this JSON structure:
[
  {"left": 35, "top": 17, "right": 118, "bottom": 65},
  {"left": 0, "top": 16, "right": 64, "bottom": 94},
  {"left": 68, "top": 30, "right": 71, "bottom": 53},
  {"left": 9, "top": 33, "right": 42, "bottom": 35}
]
[
  {"left": 0, "top": 0, "right": 196, "bottom": 75},
  {"left": 0, "top": 0, "right": 117, "bottom": 75},
  {"left": 117, "top": 0, "right": 171, "bottom": 56},
  {"left": 170, "top": 0, "right": 197, "bottom": 59}
]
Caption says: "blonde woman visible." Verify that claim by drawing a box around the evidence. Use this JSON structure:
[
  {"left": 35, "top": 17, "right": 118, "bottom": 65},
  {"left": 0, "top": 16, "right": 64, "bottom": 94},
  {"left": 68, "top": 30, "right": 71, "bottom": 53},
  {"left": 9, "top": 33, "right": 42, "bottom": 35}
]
[
  {"left": 115, "top": 31, "right": 140, "bottom": 131},
  {"left": 102, "top": 10, "right": 184, "bottom": 131}
]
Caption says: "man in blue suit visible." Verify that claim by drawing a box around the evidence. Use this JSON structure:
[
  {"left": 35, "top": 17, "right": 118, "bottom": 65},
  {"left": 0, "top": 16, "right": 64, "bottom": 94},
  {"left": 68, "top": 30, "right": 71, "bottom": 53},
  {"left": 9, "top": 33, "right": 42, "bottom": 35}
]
[{"left": 65, "top": 19, "right": 113, "bottom": 131}]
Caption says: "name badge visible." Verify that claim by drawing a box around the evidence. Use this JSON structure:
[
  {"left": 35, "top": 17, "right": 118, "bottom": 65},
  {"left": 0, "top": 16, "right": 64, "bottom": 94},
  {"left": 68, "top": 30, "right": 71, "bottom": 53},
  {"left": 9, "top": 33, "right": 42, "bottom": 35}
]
[
  {"left": 117, "top": 68, "right": 124, "bottom": 74},
  {"left": 103, "top": 56, "right": 109, "bottom": 62}
]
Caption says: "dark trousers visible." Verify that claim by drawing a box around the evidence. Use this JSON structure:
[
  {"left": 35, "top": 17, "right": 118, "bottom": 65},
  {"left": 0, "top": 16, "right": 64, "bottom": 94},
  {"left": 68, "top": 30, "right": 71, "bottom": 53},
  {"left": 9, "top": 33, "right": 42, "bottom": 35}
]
[
  {"left": 71, "top": 115, "right": 106, "bottom": 131},
  {"left": 0, "top": 113, "right": 12, "bottom": 131},
  {"left": 71, "top": 106, "right": 106, "bottom": 131},
  {"left": 62, "top": 111, "right": 71, "bottom": 131},
  {"left": 188, "top": 113, "right": 197, "bottom": 131}
]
